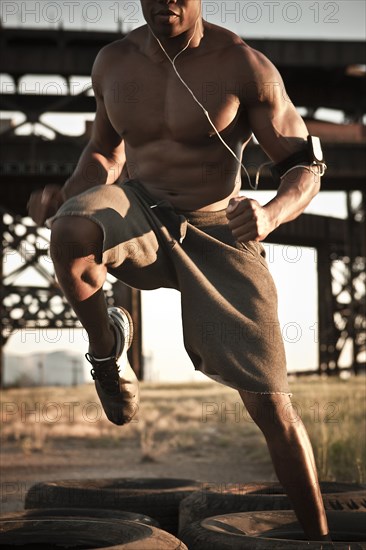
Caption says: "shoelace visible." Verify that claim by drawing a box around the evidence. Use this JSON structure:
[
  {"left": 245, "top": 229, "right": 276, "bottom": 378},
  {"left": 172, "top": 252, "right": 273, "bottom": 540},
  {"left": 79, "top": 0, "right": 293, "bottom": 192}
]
[{"left": 85, "top": 353, "right": 120, "bottom": 394}]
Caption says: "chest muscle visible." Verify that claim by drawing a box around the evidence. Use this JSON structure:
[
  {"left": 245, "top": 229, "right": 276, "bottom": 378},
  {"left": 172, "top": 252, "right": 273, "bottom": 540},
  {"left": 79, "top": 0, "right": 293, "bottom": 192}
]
[{"left": 103, "top": 58, "right": 242, "bottom": 147}]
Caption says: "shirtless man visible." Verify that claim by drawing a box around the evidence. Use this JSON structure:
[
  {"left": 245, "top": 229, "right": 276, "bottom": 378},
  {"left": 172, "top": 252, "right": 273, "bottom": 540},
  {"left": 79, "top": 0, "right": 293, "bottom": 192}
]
[{"left": 28, "top": 0, "right": 331, "bottom": 541}]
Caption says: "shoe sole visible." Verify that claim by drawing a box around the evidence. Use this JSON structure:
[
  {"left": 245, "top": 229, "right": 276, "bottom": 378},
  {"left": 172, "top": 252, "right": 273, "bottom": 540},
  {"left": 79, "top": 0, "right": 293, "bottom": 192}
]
[{"left": 107, "top": 306, "right": 134, "bottom": 355}]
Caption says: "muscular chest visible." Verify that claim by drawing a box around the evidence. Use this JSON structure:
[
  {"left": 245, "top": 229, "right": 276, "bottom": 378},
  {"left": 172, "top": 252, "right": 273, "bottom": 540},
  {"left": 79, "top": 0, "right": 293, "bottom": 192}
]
[{"left": 102, "top": 56, "right": 242, "bottom": 146}]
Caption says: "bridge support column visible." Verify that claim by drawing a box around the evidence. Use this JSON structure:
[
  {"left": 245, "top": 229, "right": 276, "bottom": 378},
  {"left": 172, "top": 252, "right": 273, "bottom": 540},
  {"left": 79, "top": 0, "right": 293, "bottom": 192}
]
[{"left": 317, "top": 243, "right": 339, "bottom": 375}]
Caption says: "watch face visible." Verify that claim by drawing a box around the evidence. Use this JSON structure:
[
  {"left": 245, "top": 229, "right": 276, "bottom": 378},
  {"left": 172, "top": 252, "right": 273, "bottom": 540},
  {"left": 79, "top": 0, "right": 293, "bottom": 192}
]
[{"left": 310, "top": 136, "right": 323, "bottom": 162}]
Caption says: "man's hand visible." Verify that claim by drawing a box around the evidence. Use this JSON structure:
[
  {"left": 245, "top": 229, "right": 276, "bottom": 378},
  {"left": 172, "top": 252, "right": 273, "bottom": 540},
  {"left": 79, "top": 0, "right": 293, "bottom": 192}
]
[
  {"left": 226, "top": 196, "right": 275, "bottom": 242},
  {"left": 27, "top": 184, "right": 65, "bottom": 226}
]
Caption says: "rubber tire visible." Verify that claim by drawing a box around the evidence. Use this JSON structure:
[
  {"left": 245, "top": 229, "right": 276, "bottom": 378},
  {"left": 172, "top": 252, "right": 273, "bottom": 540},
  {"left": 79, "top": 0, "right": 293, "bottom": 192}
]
[
  {"left": 25, "top": 477, "right": 200, "bottom": 535},
  {"left": 0, "top": 518, "right": 187, "bottom": 549},
  {"left": 179, "top": 481, "right": 366, "bottom": 531},
  {"left": 179, "top": 510, "right": 366, "bottom": 549},
  {"left": 0, "top": 507, "right": 160, "bottom": 527}
]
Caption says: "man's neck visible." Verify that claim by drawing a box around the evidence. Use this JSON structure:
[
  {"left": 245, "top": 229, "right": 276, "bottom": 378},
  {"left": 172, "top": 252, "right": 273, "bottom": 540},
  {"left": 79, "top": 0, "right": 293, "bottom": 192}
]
[{"left": 146, "top": 18, "right": 205, "bottom": 60}]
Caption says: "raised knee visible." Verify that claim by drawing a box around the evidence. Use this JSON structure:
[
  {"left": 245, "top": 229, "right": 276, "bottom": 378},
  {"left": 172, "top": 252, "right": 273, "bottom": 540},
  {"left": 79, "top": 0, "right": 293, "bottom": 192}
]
[
  {"left": 51, "top": 215, "right": 103, "bottom": 243},
  {"left": 50, "top": 216, "right": 103, "bottom": 263}
]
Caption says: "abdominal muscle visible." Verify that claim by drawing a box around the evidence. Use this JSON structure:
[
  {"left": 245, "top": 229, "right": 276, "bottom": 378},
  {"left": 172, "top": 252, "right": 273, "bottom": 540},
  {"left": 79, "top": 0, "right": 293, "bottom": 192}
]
[{"left": 124, "top": 139, "right": 245, "bottom": 212}]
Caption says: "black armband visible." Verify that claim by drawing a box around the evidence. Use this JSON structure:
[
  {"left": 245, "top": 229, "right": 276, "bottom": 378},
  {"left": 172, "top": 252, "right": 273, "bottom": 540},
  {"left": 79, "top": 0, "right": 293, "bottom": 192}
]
[{"left": 270, "top": 136, "right": 327, "bottom": 185}]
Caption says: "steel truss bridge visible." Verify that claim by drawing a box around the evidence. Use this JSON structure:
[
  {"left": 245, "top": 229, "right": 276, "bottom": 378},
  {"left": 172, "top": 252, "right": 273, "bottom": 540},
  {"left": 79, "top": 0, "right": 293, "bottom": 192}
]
[{"left": 1, "top": 29, "right": 365, "bottom": 385}]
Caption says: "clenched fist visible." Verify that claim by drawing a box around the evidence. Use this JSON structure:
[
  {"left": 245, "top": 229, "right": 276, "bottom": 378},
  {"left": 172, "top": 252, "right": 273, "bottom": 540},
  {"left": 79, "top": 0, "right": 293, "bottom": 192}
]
[
  {"left": 27, "top": 185, "right": 66, "bottom": 226},
  {"left": 226, "top": 196, "right": 275, "bottom": 242}
]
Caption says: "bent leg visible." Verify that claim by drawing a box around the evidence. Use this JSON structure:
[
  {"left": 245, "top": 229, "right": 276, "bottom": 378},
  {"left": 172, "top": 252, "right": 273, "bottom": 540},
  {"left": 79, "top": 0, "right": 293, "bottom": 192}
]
[
  {"left": 50, "top": 216, "right": 115, "bottom": 358},
  {"left": 49, "top": 183, "right": 178, "bottom": 358},
  {"left": 239, "top": 390, "right": 331, "bottom": 541}
]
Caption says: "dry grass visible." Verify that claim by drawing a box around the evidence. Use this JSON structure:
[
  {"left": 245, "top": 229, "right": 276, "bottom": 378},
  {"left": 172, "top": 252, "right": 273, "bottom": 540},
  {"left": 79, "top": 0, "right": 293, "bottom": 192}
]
[
  {"left": 1, "top": 377, "right": 365, "bottom": 481},
  {"left": 288, "top": 376, "right": 366, "bottom": 483}
]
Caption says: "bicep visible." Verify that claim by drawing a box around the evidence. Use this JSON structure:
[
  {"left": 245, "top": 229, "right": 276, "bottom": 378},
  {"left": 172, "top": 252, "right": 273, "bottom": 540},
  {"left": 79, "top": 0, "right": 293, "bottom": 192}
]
[{"left": 243, "top": 49, "right": 308, "bottom": 163}]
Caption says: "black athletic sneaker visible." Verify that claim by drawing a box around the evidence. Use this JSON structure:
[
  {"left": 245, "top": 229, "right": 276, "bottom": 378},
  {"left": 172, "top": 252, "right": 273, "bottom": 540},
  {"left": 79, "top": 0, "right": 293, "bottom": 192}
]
[{"left": 86, "top": 307, "right": 139, "bottom": 426}]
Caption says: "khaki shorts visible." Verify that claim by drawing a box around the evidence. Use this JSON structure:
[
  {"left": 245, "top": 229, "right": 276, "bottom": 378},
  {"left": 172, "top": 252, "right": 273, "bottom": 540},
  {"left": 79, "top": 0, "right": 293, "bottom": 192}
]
[{"left": 51, "top": 179, "right": 290, "bottom": 395}]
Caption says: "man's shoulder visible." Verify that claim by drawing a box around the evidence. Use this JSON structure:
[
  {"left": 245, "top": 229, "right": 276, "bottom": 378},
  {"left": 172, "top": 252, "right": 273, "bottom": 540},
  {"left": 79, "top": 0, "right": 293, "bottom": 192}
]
[
  {"left": 93, "top": 27, "right": 146, "bottom": 64},
  {"left": 203, "top": 21, "right": 244, "bottom": 55},
  {"left": 205, "top": 22, "right": 273, "bottom": 71},
  {"left": 96, "top": 34, "right": 135, "bottom": 58}
]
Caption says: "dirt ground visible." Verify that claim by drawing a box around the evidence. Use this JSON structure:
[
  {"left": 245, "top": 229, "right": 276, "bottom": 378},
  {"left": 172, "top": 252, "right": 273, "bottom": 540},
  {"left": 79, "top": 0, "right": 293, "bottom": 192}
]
[
  {"left": 0, "top": 382, "right": 276, "bottom": 514},
  {"left": 0, "top": 439, "right": 275, "bottom": 514}
]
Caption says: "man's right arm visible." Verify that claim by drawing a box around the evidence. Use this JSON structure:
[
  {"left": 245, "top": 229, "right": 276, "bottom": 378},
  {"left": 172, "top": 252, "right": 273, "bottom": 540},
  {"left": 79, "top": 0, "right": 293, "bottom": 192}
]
[{"left": 28, "top": 47, "right": 126, "bottom": 225}]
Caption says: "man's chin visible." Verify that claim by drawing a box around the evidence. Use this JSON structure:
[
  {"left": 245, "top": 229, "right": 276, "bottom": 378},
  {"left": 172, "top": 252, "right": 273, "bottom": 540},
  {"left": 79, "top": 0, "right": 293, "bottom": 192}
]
[
  {"left": 148, "top": 16, "right": 188, "bottom": 37},
  {"left": 151, "top": 24, "right": 183, "bottom": 38}
]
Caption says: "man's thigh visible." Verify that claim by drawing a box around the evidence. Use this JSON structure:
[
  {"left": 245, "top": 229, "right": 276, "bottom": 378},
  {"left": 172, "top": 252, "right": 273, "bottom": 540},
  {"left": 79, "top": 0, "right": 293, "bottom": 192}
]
[{"left": 50, "top": 183, "right": 178, "bottom": 291}]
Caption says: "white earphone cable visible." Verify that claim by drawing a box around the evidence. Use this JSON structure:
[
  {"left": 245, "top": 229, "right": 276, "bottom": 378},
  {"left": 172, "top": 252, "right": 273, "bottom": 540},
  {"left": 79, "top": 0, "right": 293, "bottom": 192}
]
[{"left": 149, "top": 21, "right": 258, "bottom": 190}]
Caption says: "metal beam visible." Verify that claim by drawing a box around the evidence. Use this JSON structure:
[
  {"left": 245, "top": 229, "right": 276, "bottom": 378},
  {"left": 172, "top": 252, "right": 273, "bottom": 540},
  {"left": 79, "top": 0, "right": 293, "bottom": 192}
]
[
  {"left": 0, "top": 94, "right": 96, "bottom": 114},
  {"left": 0, "top": 28, "right": 124, "bottom": 77},
  {"left": 280, "top": 68, "right": 365, "bottom": 115},
  {"left": 1, "top": 70, "right": 364, "bottom": 115},
  {"left": 1, "top": 138, "right": 365, "bottom": 216},
  {"left": 1, "top": 32, "right": 365, "bottom": 114},
  {"left": 1, "top": 29, "right": 365, "bottom": 76},
  {"left": 246, "top": 39, "right": 366, "bottom": 68}
]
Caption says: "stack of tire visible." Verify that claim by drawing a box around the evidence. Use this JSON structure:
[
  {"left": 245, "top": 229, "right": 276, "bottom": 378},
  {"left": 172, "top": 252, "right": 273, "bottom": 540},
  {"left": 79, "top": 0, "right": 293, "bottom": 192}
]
[
  {"left": 1, "top": 477, "right": 200, "bottom": 548},
  {"left": 1, "top": 478, "right": 365, "bottom": 548},
  {"left": 178, "top": 481, "right": 366, "bottom": 549},
  {"left": 0, "top": 508, "right": 181, "bottom": 549}
]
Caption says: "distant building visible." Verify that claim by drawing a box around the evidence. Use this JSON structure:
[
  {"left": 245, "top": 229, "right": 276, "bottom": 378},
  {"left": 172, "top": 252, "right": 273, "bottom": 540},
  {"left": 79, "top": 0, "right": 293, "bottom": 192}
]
[{"left": 4, "top": 351, "right": 88, "bottom": 387}]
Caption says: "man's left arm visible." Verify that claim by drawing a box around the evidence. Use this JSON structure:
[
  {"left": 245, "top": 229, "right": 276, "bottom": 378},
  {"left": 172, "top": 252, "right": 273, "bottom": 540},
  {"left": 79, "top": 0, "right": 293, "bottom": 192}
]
[{"left": 227, "top": 47, "right": 324, "bottom": 242}]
